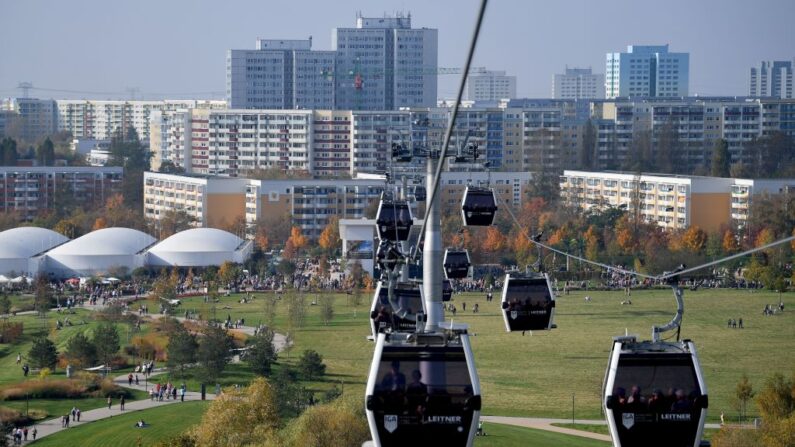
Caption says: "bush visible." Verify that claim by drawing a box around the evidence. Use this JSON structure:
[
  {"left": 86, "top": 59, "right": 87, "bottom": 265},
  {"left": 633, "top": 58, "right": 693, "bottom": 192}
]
[
  {"left": 0, "top": 374, "right": 133, "bottom": 401},
  {"left": 0, "top": 322, "right": 23, "bottom": 344},
  {"left": 0, "top": 406, "right": 33, "bottom": 427}
]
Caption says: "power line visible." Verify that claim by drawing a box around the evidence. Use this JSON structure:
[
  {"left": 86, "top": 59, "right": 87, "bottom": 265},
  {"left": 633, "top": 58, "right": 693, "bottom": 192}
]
[{"left": 501, "top": 197, "right": 795, "bottom": 282}]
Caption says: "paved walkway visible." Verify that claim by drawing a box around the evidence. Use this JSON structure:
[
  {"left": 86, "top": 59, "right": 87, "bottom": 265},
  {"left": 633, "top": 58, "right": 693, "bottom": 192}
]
[
  {"left": 480, "top": 416, "right": 721, "bottom": 442},
  {"left": 24, "top": 370, "right": 217, "bottom": 443}
]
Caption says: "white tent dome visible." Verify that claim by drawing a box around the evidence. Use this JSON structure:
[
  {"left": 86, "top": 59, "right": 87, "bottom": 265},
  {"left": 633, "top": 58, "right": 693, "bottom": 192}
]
[
  {"left": 147, "top": 228, "right": 251, "bottom": 267},
  {"left": 0, "top": 227, "right": 68, "bottom": 276},
  {"left": 45, "top": 227, "right": 156, "bottom": 277}
]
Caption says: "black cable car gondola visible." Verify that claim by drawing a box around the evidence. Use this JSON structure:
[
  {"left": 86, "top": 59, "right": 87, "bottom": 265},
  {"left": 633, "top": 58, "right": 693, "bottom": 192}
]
[
  {"left": 461, "top": 186, "right": 497, "bottom": 226},
  {"left": 443, "top": 279, "right": 453, "bottom": 302},
  {"left": 500, "top": 273, "right": 556, "bottom": 332},
  {"left": 412, "top": 185, "right": 427, "bottom": 202},
  {"left": 365, "top": 331, "right": 481, "bottom": 447},
  {"left": 376, "top": 196, "right": 413, "bottom": 242},
  {"left": 370, "top": 282, "right": 425, "bottom": 337},
  {"left": 603, "top": 337, "right": 708, "bottom": 447},
  {"left": 443, "top": 249, "right": 471, "bottom": 280}
]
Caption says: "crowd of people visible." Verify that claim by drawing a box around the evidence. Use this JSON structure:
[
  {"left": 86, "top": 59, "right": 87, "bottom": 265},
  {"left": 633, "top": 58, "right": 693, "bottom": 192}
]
[{"left": 612, "top": 386, "right": 703, "bottom": 414}]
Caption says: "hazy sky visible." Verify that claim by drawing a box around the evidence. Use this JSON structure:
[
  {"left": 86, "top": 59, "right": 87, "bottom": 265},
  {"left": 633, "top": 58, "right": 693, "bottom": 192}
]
[{"left": 1, "top": 0, "right": 793, "bottom": 101}]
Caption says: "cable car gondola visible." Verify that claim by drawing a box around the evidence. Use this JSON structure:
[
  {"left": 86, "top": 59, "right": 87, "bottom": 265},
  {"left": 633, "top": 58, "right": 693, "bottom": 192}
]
[
  {"left": 412, "top": 185, "right": 427, "bottom": 202},
  {"left": 603, "top": 337, "right": 708, "bottom": 447},
  {"left": 500, "top": 273, "right": 556, "bottom": 332},
  {"left": 370, "top": 282, "right": 425, "bottom": 337},
  {"left": 461, "top": 186, "right": 497, "bottom": 227},
  {"left": 376, "top": 196, "right": 413, "bottom": 242},
  {"left": 443, "top": 279, "right": 453, "bottom": 302},
  {"left": 365, "top": 331, "right": 481, "bottom": 447},
  {"left": 443, "top": 249, "right": 471, "bottom": 280}
]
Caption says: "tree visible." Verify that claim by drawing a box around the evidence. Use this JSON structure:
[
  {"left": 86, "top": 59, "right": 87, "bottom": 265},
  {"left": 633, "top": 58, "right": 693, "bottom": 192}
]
[
  {"left": 681, "top": 226, "right": 708, "bottom": 253},
  {"left": 0, "top": 293, "right": 10, "bottom": 317},
  {"left": 1, "top": 138, "right": 18, "bottom": 166},
  {"left": 36, "top": 137, "right": 55, "bottom": 166},
  {"left": 734, "top": 374, "right": 754, "bottom": 422},
  {"left": 218, "top": 261, "right": 241, "bottom": 286},
  {"left": 93, "top": 323, "right": 120, "bottom": 368},
  {"left": 193, "top": 377, "right": 280, "bottom": 447},
  {"left": 65, "top": 333, "right": 98, "bottom": 368},
  {"left": 167, "top": 324, "right": 199, "bottom": 377},
  {"left": 33, "top": 275, "right": 51, "bottom": 318},
  {"left": 722, "top": 229, "right": 739, "bottom": 253},
  {"left": 282, "top": 396, "right": 370, "bottom": 447},
  {"left": 157, "top": 160, "right": 184, "bottom": 174},
  {"left": 711, "top": 138, "right": 731, "bottom": 177},
  {"left": 755, "top": 372, "right": 793, "bottom": 421},
  {"left": 53, "top": 219, "right": 79, "bottom": 238},
  {"left": 298, "top": 349, "right": 326, "bottom": 380},
  {"left": 319, "top": 295, "right": 334, "bottom": 326},
  {"left": 197, "top": 324, "right": 233, "bottom": 382},
  {"left": 286, "top": 227, "right": 308, "bottom": 254},
  {"left": 254, "top": 222, "right": 270, "bottom": 251},
  {"left": 156, "top": 210, "right": 196, "bottom": 239},
  {"left": 246, "top": 331, "right": 277, "bottom": 376},
  {"left": 318, "top": 217, "right": 341, "bottom": 255},
  {"left": 259, "top": 213, "right": 292, "bottom": 247},
  {"left": 286, "top": 294, "right": 306, "bottom": 329},
  {"left": 28, "top": 337, "right": 58, "bottom": 370},
  {"left": 108, "top": 127, "right": 150, "bottom": 212}
]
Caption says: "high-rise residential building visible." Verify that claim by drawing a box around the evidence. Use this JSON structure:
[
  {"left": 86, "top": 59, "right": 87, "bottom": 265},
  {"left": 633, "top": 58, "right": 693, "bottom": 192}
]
[
  {"left": 227, "top": 38, "right": 336, "bottom": 110},
  {"left": 466, "top": 70, "right": 517, "bottom": 101},
  {"left": 0, "top": 98, "right": 57, "bottom": 141},
  {"left": 749, "top": 59, "right": 794, "bottom": 98},
  {"left": 552, "top": 68, "right": 605, "bottom": 99},
  {"left": 0, "top": 166, "right": 123, "bottom": 220},
  {"left": 333, "top": 13, "right": 438, "bottom": 110},
  {"left": 605, "top": 45, "right": 689, "bottom": 98}
]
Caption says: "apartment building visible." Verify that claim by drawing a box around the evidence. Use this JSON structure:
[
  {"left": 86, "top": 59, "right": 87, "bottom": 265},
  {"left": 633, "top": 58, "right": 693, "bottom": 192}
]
[
  {"left": 560, "top": 170, "right": 737, "bottom": 231},
  {"left": 466, "top": 70, "right": 517, "bottom": 101},
  {"left": 226, "top": 39, "right": 336, "bottom": 110},
  {"left": 750, "top": 59, "right": 794, "bottom": 99},
  {"left": 0, "top": 98, "right": 57, "bottom": 141},
  {"left": 56, "top": 99, "right": 226, "bottom": 142},
  {"left": 606, "top": 45, "right": 689, "bottom": 98},
  {"left": 143, "top": 172, "right": 248, "bottom": 229},
  {"left": 333, "top": 13, "right": 437, "bottom": 110},
  {"left": 731, "top": 179, "right": 795, "bottom": 228},
  {"left": 0, "top": 166, "right": 123, "bottom": 219},
  {"left": 552, "top": 68, "right": 604, "bottom": 99}
]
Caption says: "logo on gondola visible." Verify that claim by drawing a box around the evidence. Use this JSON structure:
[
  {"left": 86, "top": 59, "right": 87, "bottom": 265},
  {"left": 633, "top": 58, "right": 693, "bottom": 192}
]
[
  {"left": 622, "top": 413, "right": 635, "bottom": 429},
  {"left": 384, "top": 415, "right": 398, "bottom": 433},
  {"left": 510, "top": 311, "right": 518, "bottom": 320}
]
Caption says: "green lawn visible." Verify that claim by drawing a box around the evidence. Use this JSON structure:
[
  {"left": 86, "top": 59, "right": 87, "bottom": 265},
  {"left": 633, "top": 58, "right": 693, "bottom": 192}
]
[
  {"left": 2, "top": 389, "right": 149, "bottom": 421},
  {"left": 551, "top": 423, "right": 719, "bottom": 442},
  {"left": 31, "top": 400, "right": 209, "bottom": 446},
  {"left": 474, "top": 422, "right": 609, "bottom": 446},
  {"left": 174, "top": 288, "right": 795, "bottom": 422}
]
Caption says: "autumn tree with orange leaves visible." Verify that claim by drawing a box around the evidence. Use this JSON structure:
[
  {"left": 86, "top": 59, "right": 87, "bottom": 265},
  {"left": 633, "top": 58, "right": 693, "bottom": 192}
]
[{"left": 318, "top": 217, "right": 341, "bottom": 255}]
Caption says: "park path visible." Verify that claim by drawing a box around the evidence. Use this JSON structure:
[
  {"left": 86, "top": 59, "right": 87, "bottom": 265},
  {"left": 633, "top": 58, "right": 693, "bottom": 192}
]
[
  {"left": 15, "top": 301, "right": 290, "bottom": 444},
  {"left": 480, "top": 416, "right": 721, "bottom": 442},
  {"left": 22, "top": 369, "right": 216, "bottom": 443}
]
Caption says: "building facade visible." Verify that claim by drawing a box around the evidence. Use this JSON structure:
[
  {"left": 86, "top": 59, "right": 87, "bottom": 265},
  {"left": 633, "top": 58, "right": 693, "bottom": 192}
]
[
  {"left": 731, "top": 178, "right": 795, "bottom": 229},
  {"left": 55, "top": 99, "right": 226, "bottom": 142},
  {"left": 0, "top": 166, "right": 123, "bottom": 219},
  {"left": 143, "top": 172, "right": 248, "bottom": 230},
  {"left": 749, "top": 59, "right": 794, "bottom": 99},
  {"left": 552, "top": 68, "right": 604, "bottom": 99},
  {"left": 605, "top": 45, "right": 689, "bottom": 98},
  {"left": 333, "top": 14, "right": 437, "bottom": 110},
  {"left": 560, "top": 170, "right": 734, "bottom": 231},
  {"left": 227, "top": 39, "right": 336, "bottom": 110},
  {"left": 0, "top": 98, "right": 57, "bottom": 141},
  {"left": 466, "top": 70, "right": 517, "bottom": 101}
]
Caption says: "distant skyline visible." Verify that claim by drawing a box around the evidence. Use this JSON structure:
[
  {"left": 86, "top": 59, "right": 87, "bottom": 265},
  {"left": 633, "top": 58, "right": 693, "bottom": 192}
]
[{"left": 1, "top": 0, "right": 793, "bottom": 101}]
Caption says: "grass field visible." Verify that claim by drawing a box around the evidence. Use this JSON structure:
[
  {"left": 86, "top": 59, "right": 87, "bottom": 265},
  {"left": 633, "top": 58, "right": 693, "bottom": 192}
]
[
  {"left": 551, "top": 423, "right": 719, "bottom": 442},
  {"left": 31, "top": 400, "right": 209, "bottom": 446},
  {"left": 177, "top": 287, "right": 795, "bottom": 422},
  {"left": 474, "top": 422, "right": 609, "bottom": 446}
]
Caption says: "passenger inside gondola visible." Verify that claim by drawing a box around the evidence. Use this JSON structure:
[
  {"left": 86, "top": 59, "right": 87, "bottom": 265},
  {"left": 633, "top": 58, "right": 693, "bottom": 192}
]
[{"left": 406, "top": 370, "right": 428, "bottom": 415}]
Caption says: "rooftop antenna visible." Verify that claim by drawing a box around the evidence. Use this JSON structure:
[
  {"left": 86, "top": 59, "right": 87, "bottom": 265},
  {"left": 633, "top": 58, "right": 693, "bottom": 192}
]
[{"left": 17, "top": 82, "right": 33, "bottom": 98}]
